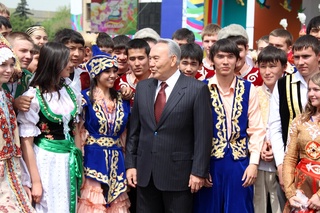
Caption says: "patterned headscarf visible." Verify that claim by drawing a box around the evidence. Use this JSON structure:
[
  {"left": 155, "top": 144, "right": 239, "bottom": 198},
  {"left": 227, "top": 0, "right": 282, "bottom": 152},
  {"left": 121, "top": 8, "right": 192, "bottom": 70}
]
[{"left": 85, "top": 45, "right": 118, "bottom": 78}]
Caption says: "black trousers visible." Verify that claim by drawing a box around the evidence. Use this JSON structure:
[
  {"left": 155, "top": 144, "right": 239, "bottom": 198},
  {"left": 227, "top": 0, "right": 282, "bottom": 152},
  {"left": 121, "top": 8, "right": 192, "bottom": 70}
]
[{"left": 136, "top": 177, "right": 193, "bottom": 213}]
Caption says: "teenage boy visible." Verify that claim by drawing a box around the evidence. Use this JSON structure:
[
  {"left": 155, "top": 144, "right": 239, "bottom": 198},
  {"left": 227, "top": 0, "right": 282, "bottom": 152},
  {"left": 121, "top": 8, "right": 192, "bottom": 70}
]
[
  {"left": 198, "top": 23, "right": 221, "bottom": 80},
  {"left": 307, "top": 15, "right": 320, "bottom": 41},
  {"left": 179, "top": 43, "right": 203, "bottom": 78},
  {"left": 269, "top": 35, "right": 320, "bottom": 199},
  {"left": 5, "top": 32, "right": 34, "bottom": 111},
  {"left": 97, "top": 32, "right": 114, "bottom": 54},
  {"left": 172, "top": 28, "right": 195, "bottom": 46},
  {"left": 268, "top": 28, "right": 297, "bottom": 75},
  {"left": 112, "top": 35, "right": 131, "bottom": 76},
  {"left": 0, "top": 16, "right": 11, "bottom": 38},
  {"left": 114, "top": 38, "right": 151, "bottom": 106},
  {"left": 194, "top": 38, "right": 265, "bottom": 213},
  {"left": 218, "top": 24, "right": 263, "bottom": 86},
  {"left": 254, "top": 46, "right": 287, "bottom": 213},
  {"left": 54, "top": 28, "right": 90, "bottom": 93}
]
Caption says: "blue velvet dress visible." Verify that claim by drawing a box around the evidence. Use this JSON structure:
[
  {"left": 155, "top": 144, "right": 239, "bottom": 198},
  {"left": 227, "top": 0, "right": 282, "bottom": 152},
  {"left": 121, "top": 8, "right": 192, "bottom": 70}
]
[{"left": 81, "top": 89, "right": 130, "bottom": 205}]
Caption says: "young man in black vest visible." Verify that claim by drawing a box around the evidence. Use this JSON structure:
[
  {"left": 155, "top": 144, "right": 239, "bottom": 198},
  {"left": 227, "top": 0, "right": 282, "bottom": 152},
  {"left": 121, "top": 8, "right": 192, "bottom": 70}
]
[{"left": 269, "top": 35, "right": 320, "bottom": 195}]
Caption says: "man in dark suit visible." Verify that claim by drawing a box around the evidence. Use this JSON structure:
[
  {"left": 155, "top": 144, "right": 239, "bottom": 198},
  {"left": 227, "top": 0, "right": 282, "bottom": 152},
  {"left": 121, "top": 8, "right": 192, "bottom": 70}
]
[{"left": 125, "top": 38, "right": 213, "bottom": 213}]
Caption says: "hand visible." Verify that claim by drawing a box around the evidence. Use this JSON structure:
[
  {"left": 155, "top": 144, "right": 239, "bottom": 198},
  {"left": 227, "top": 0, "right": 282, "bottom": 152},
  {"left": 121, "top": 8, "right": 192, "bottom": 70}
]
[
  {"left": 277, "top": 164, "right": 284, "bottom": 191},
  {"left": 308, "top": 193, "right": 320, "bottom": 211},
  {"left": 13, "top": 96, "right": 33, "bottom": 112},
  {"left": 261, "top": 141, "right": 274, "bottom": 162},
  {"left": 204, "top": 173, "right": 213, "bottom": 188},
  {"left": 188, "top": 174, "right": 205, "bottom": 193},
  {"left": 120, "top": 87, "right": 133, "bottom": 100},
  {"left": 242, "top": 164, "right": 258, "bottom": 187},
  {"left": 126, "top": 168, "right": 137, "bottom": 188},
  {"left": 289, "top": 195, "right": 304, "bottom": 209},
  {"left": 31, "top": 182, "right": 42, "bottom": 203},
  {"left": 23, "top": 185, "right": 32, "bottom": 201}
]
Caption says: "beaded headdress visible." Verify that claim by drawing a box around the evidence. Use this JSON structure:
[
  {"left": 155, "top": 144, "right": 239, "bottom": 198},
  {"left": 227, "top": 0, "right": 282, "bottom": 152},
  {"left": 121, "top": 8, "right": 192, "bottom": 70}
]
[
  {"left": 25, "top": 25, "right": 47, "bottom": 36},
  {"left": 85, "top": 44, "right": 118, "bottom": 78},
  {"left": 0, "top": 34, "right": 15, "bottom": 65}
]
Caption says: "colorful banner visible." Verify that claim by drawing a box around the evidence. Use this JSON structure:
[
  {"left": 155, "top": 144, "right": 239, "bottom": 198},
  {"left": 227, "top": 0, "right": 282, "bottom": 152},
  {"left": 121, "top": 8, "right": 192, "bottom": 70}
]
[
  {"left": 91, "top": 0, "right": 138, "bottom": 35},
  {"left": 70, "top": 0, "right": 83, "bottom": 31},
  {"left": 182, "top": 0, "right": 205, "bottom": 45}
]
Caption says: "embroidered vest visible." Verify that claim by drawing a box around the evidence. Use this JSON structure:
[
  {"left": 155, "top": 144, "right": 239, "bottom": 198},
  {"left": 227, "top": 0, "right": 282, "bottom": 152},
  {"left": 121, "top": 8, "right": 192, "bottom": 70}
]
[
  {"left": 208, "top": 78, "right": 250, "bottom": 160},
  {"left": 278, "top": 74, "right": 302, "bottom": 149},
  {"left": 35, "top": 86, "right": 78, "bottom": 141}
]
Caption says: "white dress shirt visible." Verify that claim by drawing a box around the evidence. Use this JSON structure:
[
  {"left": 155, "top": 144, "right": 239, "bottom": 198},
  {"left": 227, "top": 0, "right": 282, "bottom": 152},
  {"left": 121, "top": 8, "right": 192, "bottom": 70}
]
[{"left": 269, "top": 71, "right": 308, "bottom": 167}]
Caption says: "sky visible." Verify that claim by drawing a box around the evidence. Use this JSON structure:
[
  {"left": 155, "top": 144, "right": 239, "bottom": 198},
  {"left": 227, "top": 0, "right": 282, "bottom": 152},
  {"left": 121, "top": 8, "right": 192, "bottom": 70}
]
[{"left": 4, "top": 0, "right": 70, "bottom": 12}]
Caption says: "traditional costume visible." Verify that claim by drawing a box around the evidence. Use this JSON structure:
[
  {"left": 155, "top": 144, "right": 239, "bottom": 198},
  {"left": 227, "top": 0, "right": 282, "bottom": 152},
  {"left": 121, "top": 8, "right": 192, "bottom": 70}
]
[
  {"left": 194, "top": 76, "right": 265, "bottom": 213},
  {"left": 237, "top": 65, "right": 263, "bottom": 86},
  {"left": 18, "top": 84, "right": 82, "bottom": 213},
  {"left": 283, "top": 115, "right": 320, "bottom": 213},
  {"left": 196, "top": 58, "right": 215, "bottom": 80},
  {"left": 77, "top": 45, "right": 130, "bottom": 213},
  {"left": 0, "top": 43, "right": 35, "bottom": 213}
]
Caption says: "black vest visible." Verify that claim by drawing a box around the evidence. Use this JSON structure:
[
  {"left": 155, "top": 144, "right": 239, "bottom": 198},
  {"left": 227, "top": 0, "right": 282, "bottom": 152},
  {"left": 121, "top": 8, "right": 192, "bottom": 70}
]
[{"left": 278, "top": 74, "right": 303, "bottom": 148}]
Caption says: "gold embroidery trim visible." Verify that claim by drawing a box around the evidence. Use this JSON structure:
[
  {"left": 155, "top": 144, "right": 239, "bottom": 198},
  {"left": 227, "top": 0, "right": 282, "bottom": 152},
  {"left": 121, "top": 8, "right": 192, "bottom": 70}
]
[
  {"left": 210, "top": 84, "right": 227, "bottom": 158},
  {"left": 86, "top": 135, "right": 121, "bottom": 147},
  {"left": 93, "top": 93, "right": 125, "bottom": 135},
  {"left": 84, "top": 149, "right": 127, "bottom": 204},
  {"left": 209, "top": 79, "right": 247, "bottom": 159},
  {"left": 229, "top": 80, "right": 247, "bottom": 159}
]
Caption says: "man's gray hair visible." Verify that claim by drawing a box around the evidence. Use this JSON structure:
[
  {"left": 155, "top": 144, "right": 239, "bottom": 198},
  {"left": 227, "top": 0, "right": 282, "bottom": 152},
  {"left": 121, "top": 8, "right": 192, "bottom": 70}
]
[{"left": 157, "top": 38, "right": 181, "bottom": 65}]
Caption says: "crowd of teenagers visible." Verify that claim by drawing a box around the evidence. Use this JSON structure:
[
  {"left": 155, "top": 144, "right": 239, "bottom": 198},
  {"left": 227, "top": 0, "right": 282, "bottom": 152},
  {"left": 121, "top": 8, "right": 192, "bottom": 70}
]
[{"left": 1, "top": 2, "right": 320, "bottom": 213}]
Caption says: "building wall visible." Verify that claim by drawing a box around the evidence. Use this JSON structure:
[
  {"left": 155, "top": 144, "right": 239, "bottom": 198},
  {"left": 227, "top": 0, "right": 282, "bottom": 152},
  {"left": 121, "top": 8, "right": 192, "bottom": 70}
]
[{"left": 254, "top": 0, "right": 302, "bottom": 49}]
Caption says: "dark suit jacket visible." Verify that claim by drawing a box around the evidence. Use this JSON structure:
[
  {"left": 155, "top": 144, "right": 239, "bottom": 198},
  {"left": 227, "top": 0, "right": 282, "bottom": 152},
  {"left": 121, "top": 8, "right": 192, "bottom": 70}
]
[{"left": 125, "top": 73, "right": 213, "bottom": 191}]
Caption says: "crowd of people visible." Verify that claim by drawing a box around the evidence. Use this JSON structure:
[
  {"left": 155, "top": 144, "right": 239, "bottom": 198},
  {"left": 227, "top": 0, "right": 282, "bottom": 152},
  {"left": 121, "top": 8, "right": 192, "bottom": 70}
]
[{"left": 1, "top": 2, "right": 320, "bottom": 213}]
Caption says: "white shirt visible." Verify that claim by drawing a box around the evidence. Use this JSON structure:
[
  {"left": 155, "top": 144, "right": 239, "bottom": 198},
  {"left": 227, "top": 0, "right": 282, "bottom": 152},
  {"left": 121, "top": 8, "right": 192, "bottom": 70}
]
[
  {"left": 269, "top": 71, "right": 308, "bottom": 167},
  {"left": 154, "top": 70, "right": 181, "bottom": 102}
]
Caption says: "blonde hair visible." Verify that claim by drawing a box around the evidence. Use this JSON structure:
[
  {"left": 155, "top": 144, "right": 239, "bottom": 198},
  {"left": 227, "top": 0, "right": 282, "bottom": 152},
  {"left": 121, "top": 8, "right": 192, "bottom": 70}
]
[
  {"left": 201, "top": 23, "right": 221, "bottom": 40},
  {"left": 0, "top": 3, "right": 10, "bottom": 16},
  {"left": 301, "top": 72, "right": 320, "bottom": 122}
]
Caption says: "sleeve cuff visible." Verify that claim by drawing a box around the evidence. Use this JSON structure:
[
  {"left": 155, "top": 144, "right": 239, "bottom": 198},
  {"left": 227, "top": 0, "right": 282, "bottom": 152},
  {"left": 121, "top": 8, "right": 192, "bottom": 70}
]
[{"left": 249, "top": 152, "right": 260, "bottom": 165}]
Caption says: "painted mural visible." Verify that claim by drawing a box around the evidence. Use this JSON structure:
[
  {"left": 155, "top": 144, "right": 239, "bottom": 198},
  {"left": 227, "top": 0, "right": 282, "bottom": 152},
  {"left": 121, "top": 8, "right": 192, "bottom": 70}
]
[
  {"left": 91, "top": 0, "right": 138, "bottom": 34},
  {"left": 183, "top": 0, "right": 205, "bottom": 45}
]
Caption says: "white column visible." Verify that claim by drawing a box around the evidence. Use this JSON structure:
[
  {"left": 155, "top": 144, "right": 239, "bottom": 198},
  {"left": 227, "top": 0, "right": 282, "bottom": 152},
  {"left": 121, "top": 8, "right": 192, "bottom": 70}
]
[{"left": 246, "top": 0, "right": 255, "bottom": 49}]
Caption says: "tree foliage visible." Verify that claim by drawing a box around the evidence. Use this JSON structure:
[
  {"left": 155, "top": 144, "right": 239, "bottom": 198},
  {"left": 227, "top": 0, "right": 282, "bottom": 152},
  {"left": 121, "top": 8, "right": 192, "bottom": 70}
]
[
  {"left": 13, "top": 0, "right": 33, "bottom": 19},
  {"left": 10, "top": 14, "right": 34, "bottom": 32},
  {"left": 10, "top": 6, "right": 72, "bottom": 41},
  {"left": 42, "top": 6, "right": 72, "bottom": 41}
]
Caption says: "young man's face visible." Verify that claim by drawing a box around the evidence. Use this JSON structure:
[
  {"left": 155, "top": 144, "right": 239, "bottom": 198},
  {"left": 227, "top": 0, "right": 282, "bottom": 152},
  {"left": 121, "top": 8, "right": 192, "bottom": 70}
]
[
  {"left": 12, "top": 39, "right": 34, "bottom": 69},
  {"left": 128, "top": 48, "right": 150, "bottom": 79},
  {"left": 259, "top": 60, "right": 285, "bottom": 90},
  {"left": 257, "top": 40, "right": 268, "bottom": 55},
  {"left": 309, "top": 26, "right": 320, "bottom": 41},
  {"left": 99, "top": 46, "right": 113, "bottom": 55},
  {"left": 268, "top": 35, "right": 291, "bottom": 53},
  {"left": 112, "top": 48, "right": 128, "bottom": 75},
  {"left": 0, "top": 25, "right": 11, "bottom": 38},
  {"left": 235, "top": 44, "right": 247, "bottom": 72},
  {"left": 202, "top": 34, "right": 218, "bottom": 58},
  {"left": 65, "top": 41, "right": 85, "bottom": 68},
  {"left": 213, "top": 51, "right": 238, "bottom": 77},
  {"left": 179, "top": 58, "right": 202, "bottom": 78},
  {"left": 294, "top": 47, "right": 320, "bottom": 79}
]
